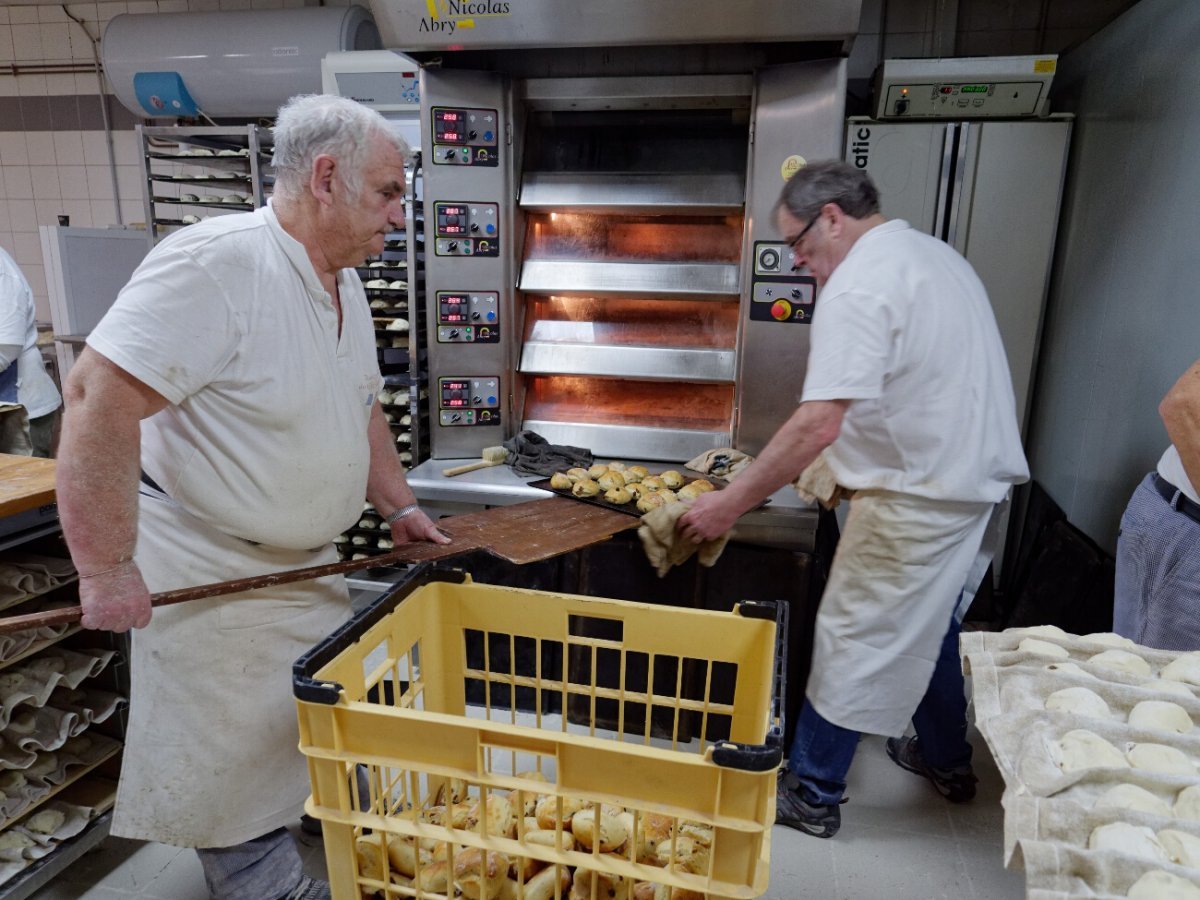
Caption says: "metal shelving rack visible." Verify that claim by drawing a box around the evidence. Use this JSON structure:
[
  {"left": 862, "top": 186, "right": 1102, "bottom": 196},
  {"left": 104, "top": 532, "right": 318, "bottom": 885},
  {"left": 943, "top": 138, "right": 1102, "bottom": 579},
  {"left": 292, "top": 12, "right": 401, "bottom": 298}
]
[{"left": 136, "top": 124, "right": 273, "bottom": 246}]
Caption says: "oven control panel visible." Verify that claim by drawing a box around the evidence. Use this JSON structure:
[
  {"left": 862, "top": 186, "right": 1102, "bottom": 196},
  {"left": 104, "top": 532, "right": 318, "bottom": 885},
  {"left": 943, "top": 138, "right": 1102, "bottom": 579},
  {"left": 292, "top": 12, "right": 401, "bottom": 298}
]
[
  {"left": 432, "top": 107, "right": 499, "bottom": 167},
  {"left": 750, "top": 241, "right": 818, "bottom": 324},
  {"left": 436, "top": 291, "right": 500, "bottom": 343},
  {"left": 438, "top": 377, "right": 501, "bottom": 427},
  {"left": 434, "top": 202, "right": 500, "bottom": 257}
]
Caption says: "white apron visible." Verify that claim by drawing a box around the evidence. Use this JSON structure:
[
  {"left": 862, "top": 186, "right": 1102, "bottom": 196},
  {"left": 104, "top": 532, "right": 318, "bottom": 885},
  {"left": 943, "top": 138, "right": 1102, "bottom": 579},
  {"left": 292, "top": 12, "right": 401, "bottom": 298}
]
[
  {"left": 806, "top": 489, "right": 994, "bottom": 736},
  {"left": 112, "top": 487, "right": 351, "bottom": 849}
]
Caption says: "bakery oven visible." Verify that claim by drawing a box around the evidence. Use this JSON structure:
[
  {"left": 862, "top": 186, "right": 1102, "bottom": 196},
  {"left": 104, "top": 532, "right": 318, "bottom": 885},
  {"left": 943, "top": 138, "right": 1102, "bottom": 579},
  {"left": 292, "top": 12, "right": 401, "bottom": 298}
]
[{"left": 419, "top": 63, "right": 849, "bottom": 462}]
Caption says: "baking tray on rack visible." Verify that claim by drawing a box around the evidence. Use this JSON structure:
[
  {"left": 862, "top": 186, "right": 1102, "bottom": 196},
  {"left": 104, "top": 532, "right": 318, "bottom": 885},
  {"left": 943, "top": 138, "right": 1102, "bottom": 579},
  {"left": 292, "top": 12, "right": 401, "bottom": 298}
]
[{"left": 529, "top": 467, "right": 761, "bottom": 518}]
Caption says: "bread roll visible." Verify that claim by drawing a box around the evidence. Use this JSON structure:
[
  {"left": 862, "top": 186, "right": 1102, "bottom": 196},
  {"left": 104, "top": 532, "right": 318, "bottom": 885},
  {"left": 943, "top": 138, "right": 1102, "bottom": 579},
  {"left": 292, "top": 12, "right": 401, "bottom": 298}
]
[
  {"left": 1018, "top": 638, "right": 1069, "bottom": 659},
  {"left": 181, "top": 214, "right": 201, "bottom": 225},
  {"left": 597, "top": 471, "right": 627, "bottom": 491},
  {"left": 521, "top": 865, "right": 572, "bottom": 900},
  {"left": 1088, "top": 649, "right": 1152, "bottom": 677},
  {"left": 550, "top": 473, "right": 573, "bottom": 490},
  {"left": 386, "top": 835, "right": 430, "bottom": 877},
  {"left": 637, "top": 492, "right": 667, "bottom": 514},
  {"left": 524, "top": 827, "right": 575, "bottom": 852},
  {"left": 640, "top": 476, "right": 666, "bottom": 492},
  {"left": 1128, "top": 870, "right": 1200, "bottom": 900},
  {"left": 657, "top": 490, "right": 680, "bottom": 505},
  {"left": 356, "top": 833, "right": 388, "bottom": 882},
  {"left": 659, "top": 471, "right": 685, "bottom": 489},
  {"left": 467, "top": 793, "right": 517, "bottom": 838},
  {"left": 1049, "top": 729, "right": 1128, "bottom": 772},
  {"left": 1093, "top": 783, "right": 1173, "bottom": 817},
  {"left": 1087, "top": 822, "right": 1167, "bottom": 861},
  {"left": 1127, "top": 742, "right": 1197, "bottom": 775},
  {"left": 625, "top": 483, "right": 648, "bottom": 499},
  {"left": 1044, "top": 686, "right": 1111, "bottom": 719},
  {"left": 413, "top": 859, "right": 451, "bottom": 893},
  {"left": 572, "top": 479, "right": 601, "bottom": 498},
  {"left": 570, "top": 806, "right": 629, "bottom": 852},
  {"left": 434, "top": 777, "right": 469, "bottom": 806},
  {"left": 1129, "top": 700, "right": 1194, "bottom": 734},
  {"left": 535, "top": 796, "right": 587, "bottom": 830},
  {"left": 635, "top": 812, "right": 674, "bottom": 863},
  {"left": 626, "top": 465, "right": 649, "bottom": 480},
  {"left": 566, "top": 467, "right": 590, "bottom": 483},
  {"left": 688, "top": 479, "right": 715, "bottom": 494},
  {"left": 605, "top": 461, "right": 627, "bottom": 472},
  {"left": 675, "top": 483, "right": 705, "bottom": 502},
  {"left": 653, "top": 834, "right": 709, "bottom": 875},
  {"left": 453, "top": 848, "right": 510, "bottom": 900},
  {"left": 604, "top": 487, "right": 633, "bottom": 505},
  {"left": 587, "top": 464, "right": 610, "bottom": 479},
  {"left": 569, "top": 869, "right": 628, "bottom": 900}
]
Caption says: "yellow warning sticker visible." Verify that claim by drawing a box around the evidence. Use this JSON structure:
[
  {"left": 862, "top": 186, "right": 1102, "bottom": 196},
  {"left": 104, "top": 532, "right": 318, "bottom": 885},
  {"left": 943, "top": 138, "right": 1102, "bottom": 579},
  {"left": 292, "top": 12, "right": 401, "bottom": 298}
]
[
  {"left": 781, "top": 155, "right": 807, "bottom": 181},
  {"left": 1034, "top": 58, "right": 1057, "bottom": 73}
]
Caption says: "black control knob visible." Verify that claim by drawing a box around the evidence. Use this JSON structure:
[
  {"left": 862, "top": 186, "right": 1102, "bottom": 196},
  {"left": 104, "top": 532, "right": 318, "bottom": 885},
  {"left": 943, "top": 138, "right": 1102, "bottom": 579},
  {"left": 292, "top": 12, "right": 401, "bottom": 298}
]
[
  {"left": 445, "top": 149, "right": 457, "bottom": 160},
  {"left": 470, "top": 223, "right": 480, "bottom": 233},
  {"left": 449, "top": 329, "right": 460, "bottom": 339},
  {"left": 447, "top": 241, "right": 458, "bottom": 252},
  {"left": 760, "top": 249, "right": 780, "bottom": 270},
  {"left": 469, "top": 129, "right": 478, "bottom": 140},
  {"left": 471, "top": 311, "right": 481, "bottom": 320},
  {"left": 450, "top": 413, "right": 461, "bottom": 423},
  {"left": 791, "top": 288, "right": 803, "bottom": 299},
  {"left": 473, "top": 395, "right": 482, "bottom": 404}
]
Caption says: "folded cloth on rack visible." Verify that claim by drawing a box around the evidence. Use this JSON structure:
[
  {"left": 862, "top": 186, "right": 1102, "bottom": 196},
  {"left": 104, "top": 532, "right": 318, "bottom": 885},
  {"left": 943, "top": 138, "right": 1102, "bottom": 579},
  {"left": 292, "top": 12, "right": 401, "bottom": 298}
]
[
  {"left": 638, "top": 501, "right": 731, "bottom": 578},
  {"left": 793, "top": 450, "right": 854, "bottom": 509},
  {"left": 503, "top": 430, "right": 594, "bottom": 477},
  {"left": 685, "top": 447, "right": 756, "bottom": 480}
]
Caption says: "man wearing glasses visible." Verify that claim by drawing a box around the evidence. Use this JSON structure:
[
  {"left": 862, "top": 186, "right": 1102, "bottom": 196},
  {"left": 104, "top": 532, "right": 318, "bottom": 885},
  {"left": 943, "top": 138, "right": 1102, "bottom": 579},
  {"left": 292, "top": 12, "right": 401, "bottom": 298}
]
[{"left": 679, "top": 160, "right": 1028, "bottom": 838}]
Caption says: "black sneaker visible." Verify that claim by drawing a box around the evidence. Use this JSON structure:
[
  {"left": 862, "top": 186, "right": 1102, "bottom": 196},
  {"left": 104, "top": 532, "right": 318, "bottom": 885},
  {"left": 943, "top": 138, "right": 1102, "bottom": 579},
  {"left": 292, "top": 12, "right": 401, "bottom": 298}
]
[
  {"left": 886, "top": 735, "right": 977, "bottom": 803},
  {"left": 774, "top": 774, "right": 844, "bottom": 839}
]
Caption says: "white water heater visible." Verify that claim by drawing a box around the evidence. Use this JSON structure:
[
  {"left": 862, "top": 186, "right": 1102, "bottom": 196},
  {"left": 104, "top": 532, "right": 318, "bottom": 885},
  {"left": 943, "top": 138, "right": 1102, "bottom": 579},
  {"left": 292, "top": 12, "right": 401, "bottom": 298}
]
[{"left": 103, "top": 6, "right": 381, "bottom": 119}]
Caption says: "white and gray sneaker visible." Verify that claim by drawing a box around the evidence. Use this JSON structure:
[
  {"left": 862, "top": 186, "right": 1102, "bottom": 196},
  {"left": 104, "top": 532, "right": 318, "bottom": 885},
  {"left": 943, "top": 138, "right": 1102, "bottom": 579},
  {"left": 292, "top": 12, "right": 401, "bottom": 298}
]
[{"left": 281, "top": 875, "right": 331, "bottom": 900}]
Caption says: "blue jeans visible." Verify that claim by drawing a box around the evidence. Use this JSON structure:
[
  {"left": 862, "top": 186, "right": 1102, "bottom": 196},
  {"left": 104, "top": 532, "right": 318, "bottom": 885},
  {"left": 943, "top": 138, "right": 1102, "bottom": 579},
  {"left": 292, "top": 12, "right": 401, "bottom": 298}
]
[{"left": 787, "top": 610, "right": 973, "bottom": 806}]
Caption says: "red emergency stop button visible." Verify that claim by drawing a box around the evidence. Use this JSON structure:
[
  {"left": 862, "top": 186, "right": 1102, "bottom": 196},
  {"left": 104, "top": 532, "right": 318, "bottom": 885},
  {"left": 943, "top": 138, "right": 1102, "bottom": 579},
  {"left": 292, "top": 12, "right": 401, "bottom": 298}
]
[{"left": 771, "top": 299, "right": 793, "bottom": 321}]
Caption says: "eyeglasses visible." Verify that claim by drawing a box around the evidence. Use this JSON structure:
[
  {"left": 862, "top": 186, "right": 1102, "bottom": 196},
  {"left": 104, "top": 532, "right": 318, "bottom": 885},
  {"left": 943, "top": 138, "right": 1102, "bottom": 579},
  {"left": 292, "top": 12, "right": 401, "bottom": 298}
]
[{"left": 787, "top": 214, "right": 822, "bottom": 252}]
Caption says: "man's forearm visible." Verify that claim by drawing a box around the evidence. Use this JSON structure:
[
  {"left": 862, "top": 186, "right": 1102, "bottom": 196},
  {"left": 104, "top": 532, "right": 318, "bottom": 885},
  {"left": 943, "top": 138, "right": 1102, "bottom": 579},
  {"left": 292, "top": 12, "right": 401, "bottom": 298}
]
[{"left": 364, "top": 401, "right": 417, "bottom": 517}]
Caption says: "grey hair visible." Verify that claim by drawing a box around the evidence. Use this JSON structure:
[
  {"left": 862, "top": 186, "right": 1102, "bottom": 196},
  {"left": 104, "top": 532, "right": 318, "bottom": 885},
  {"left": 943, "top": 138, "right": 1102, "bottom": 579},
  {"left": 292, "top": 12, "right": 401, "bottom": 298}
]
[
  {"left": 272, "top": 94, "right": 409, "bottom": 200},
  {"left": 775, "top": 160, "right": 881, "bottom": 222}
]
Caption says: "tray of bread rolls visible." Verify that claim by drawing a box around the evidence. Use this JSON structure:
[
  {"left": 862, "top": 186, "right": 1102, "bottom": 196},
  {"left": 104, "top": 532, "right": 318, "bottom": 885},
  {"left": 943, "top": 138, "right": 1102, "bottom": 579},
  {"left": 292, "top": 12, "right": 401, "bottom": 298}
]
[
  {"left": 530, "top": 461, "right": 729, "bottom": 518},
  {"left": 961, "top": 625, "right": 1200, "bottom": 898}
]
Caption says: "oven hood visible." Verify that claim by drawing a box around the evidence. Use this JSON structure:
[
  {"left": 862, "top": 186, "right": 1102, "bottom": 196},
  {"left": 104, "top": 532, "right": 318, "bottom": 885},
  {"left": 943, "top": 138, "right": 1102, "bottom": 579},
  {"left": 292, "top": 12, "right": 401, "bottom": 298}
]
[{"left": 370, "top": 0, "right": 860, "bottom": 53}]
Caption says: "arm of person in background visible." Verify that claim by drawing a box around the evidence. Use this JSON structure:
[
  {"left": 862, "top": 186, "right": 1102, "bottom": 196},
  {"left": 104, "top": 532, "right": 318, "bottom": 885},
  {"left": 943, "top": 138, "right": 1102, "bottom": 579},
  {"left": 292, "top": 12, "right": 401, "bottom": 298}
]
[
  {"left": 365, "top": 401, "right": 450, "bottom": 544},
  {"left": 1161, "top": 358, "right": 1200, "bottom": 491},
  {"left": 55, "top": 349, "right": 170, "bottom": 632},
  {"left": 678, "top": 399, "right": 850, "bottom": 543}
]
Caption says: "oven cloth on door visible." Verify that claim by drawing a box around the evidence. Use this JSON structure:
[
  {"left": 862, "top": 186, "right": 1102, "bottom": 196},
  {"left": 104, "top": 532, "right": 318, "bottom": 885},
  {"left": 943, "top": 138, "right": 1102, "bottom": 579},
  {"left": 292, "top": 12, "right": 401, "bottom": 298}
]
[
  {"left": 806, "top": 488, "right": 993, "bottom": 736},
  {"left": 111, "top": 486, "right": 350, "bottom": 849}
]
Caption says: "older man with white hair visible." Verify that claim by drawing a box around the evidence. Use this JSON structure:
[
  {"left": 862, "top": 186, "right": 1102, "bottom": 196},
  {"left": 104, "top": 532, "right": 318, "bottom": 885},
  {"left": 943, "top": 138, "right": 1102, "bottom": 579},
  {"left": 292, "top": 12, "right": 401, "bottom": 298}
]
[{"left": 55, "top": 95, "right": 448, "bottom": 900}]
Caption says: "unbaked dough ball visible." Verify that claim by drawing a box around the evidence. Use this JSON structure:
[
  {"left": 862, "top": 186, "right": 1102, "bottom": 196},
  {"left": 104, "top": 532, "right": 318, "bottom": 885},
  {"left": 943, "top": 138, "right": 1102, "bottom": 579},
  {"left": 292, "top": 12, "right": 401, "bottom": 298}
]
[
  {"left": 1045, "top": 686, "right": 1111, "bottom": 719},
  {"left": 1158, "top": 829, "right": 1200, "bottom": 868},
  {"left": 0, "top": 831, "right": 33, "bottom": 852},
  {"left": 1081, "top": 632, "right": 1138, "bottom": 650},
  {"left": 25, "top": 808, "right": 64, "bottom": 835},
  {"left": 1175, "top": 784, "right": 1200, "bottom": 822},
  {"left": 1127, "top": 869, "right": 1200, "bottom": 900},
  {"left": 1087, "top": 822, "right": 1168, "bottom": 861},
  {"left": 1161, "top": 652, "right": 1200, "bottom": 687},
  {"left": 1050, "top": 729, "right": 1129, "bottom": 772},
  {"left": 1127, "top": 742, "right": 1197, "bottom": 776},
  {"left": 1151, "top": 679, "right": 1197, "bottom": 699},
  {"left": 1019, "top": 638, "right": 1070, "bottom": 659},
  {"left": 1129, "top": 700, "right": 1194, "bottom": 735},
  {"left": 1093, "top": 783, "right": 1172, "bottom": 818},
  {"left": 1089, "top": 649, "right": 1152, "bottom": 677},
  {"left": 1010, "top": 624, "right": 1071, "bottom": 641}
]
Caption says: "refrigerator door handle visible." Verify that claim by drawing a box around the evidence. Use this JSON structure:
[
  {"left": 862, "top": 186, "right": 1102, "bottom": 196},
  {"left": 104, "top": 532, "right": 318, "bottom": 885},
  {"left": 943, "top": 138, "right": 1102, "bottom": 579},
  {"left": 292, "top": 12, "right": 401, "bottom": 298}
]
[
  {"left": 934, "top": 123, "right": 956, "bottom": 241},
  {"left": 946, "top": 121, "right": 972, "bottom": 249}
]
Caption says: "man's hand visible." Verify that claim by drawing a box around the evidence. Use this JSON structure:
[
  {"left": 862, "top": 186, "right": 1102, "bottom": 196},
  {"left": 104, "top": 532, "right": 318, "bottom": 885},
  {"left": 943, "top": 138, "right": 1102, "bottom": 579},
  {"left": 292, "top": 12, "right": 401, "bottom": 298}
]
[
  {"left": 79, "top": 562, "right": 153, "bottom": 632},
  {"left": 390, "top": 509, "right": 451, "bottom": 545},
  {"left": 677, "top": 490, "right": 742, "bottom": 544}
]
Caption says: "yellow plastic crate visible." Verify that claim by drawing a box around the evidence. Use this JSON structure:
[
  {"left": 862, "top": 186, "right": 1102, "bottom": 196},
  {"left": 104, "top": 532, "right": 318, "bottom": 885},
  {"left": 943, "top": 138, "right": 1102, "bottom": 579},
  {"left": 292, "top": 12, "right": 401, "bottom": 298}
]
[{"left": 294, "top": 565, "right": 785, "bottom": 900}]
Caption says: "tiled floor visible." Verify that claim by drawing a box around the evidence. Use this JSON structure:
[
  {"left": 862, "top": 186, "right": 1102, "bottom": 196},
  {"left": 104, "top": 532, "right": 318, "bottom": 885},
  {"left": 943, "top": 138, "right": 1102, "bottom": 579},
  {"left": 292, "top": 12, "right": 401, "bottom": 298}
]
[{"left": 29, "top": 730, "right": 1024, "bottom": 900}]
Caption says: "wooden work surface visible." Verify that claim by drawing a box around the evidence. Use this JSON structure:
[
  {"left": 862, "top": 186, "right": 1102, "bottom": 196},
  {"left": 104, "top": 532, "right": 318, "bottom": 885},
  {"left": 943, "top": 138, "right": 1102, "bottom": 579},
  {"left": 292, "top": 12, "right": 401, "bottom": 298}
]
[
  {"left": 433, "top": 496, "right": 640, "bottom": 564},
  {"left": 0, "top": 453, "right": 56, "bottom": 518}
]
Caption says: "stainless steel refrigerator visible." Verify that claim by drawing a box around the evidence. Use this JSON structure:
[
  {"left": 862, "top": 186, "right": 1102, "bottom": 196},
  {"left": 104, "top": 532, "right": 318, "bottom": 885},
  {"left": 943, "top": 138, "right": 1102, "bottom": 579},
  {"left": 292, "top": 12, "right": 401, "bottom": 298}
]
[{"left": 843, "top": 114, "right": 1073, "bottom": 436}]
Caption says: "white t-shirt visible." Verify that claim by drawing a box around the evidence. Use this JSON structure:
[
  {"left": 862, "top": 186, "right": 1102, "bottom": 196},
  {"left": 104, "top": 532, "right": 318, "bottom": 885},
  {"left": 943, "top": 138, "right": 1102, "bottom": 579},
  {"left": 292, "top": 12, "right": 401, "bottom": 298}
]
[
  {"left": 800, "top": 220, "right": 1029, "bottom": 503},
  {"left": 0, "top": 246, "right": 62, "bottom": 418},
  {"left": 87, "top": 203, "right": 382, "bottom": 550},
  {"left": 1158, "top": 445, "right": 1199, "bottom": 505}
]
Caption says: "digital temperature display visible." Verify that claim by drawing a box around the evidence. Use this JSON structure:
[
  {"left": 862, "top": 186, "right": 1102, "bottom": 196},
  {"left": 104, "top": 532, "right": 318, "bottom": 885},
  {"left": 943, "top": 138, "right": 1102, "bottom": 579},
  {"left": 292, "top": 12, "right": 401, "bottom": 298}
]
[
  {"left": 434, "top": 109, "right": 468, "bottom": 143},
  {"left": 441, "top": 224, "right": 465, "bottom": 235},
  {"left": 440, "top": 206, "right": 466, "bottom": 217},
  {"left": 441, "top": 112, "right": 459, "bottom": 122}
]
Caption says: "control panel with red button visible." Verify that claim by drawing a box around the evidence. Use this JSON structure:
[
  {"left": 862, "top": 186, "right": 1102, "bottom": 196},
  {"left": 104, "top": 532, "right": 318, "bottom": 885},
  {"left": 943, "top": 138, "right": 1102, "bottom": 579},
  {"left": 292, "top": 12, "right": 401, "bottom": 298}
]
[
  {"left": 436, "top": 291, "right": 500, "bottom": 343},
  {"left": 749, "top": 240, "right": 817, "bottom": 324},
  {"left": 434, "top": 202, "right": 500, "bottom": 257},
  {"left": 431, "top": 107, "right": 499, "bottom": 167},
  {"left": 438, "top": 377, "right": 501, "bottom": 427}
]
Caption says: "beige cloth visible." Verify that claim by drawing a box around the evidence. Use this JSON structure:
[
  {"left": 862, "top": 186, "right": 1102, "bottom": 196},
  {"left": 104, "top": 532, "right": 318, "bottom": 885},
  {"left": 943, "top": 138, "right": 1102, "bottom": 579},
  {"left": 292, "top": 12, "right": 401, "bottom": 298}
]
[
  {"left": 684, "top": 448, "right": 755, "bottom": 480},
  {"left": 793, "top": 450, "right": 853, "bottom": 509},
  {"left": 638, "top": 502, "right": 731, "bottom": 577}
]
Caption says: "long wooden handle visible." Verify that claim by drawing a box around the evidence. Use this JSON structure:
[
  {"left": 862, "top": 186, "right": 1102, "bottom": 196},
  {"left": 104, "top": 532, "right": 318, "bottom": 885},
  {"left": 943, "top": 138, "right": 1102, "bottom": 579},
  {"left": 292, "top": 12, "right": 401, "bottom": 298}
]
[
  {"left": 441, "top": 458, "right": 503, "bottom": 477},
  {"left": 0, "top": 545, "right": 444, "bottom": 636}
]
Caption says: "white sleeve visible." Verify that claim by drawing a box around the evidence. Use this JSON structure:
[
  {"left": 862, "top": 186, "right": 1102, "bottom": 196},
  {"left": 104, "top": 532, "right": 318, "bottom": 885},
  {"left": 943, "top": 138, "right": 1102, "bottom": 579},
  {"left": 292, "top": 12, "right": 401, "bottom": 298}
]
[
  {"left": 86, "top": 242, "right": 241, "bottom": 405},
  {"left": 0, "top": 344, "right": 19, "bottom": 370},
  {"left": 800, "top": 288, "right": 893, "bottom": 403},
  {"left": 0, "top": 272, "right": 27, "bottom": 349}
]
